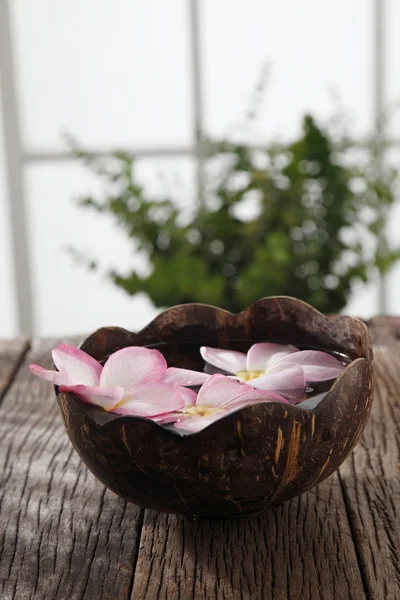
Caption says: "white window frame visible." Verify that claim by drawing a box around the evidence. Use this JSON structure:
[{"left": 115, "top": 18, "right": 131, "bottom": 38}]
[{"left": 0, "top": 0, "right": 392, "bottom": 334}]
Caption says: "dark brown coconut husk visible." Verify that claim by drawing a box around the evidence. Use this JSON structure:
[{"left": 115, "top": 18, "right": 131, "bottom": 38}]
[{"left": 57, "top": 297, "right": 373, "bottom": 518}]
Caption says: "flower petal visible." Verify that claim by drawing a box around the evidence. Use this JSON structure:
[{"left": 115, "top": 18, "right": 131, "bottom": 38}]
[
  {"left": 173, "top": 412, "right": 227, "bottom": 434},
  {"left": 280, "top": 350, "right": 345, "bottom": 382},
  {"left": 223, "top": 389, "right": 289, "bottom": 410},
  {"left": 29, "top": 364, "right": 69, "bottom": 386},
  {"left": 250, "top": 363, "right": 305, "bottom": 400},
  {"left": 153, "top": 412, "right": 184, "bottom": 425},
  {"left": 163, "top": 367, "right": 211, "bottom": 386},
  {"left": 176, "top": 385, "right": 198, "bottom": 406},
  {"left": 100, "top": 347, "right": 167, "bottom": 389},
  {"left": 59, "top": 384, "right": 124, "bottom": 410},
  {"left": 196, "top": 374, "right": 254, "bottom": 407},
  {"left": 246, "top": 342, "right": 298, "bottom": 371},
  {"left": 52, "top": 343, "right": 102, "bottom": 386},
  {"left": 200, "top": 346, "right": 247, "bottom": 375},
  {"left": 113, "top": 383, "right": 184, "bottom": 417}
]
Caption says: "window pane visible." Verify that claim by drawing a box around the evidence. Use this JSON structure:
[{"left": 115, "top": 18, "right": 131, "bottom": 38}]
[
  {"left": 385, "top": 148, "right": 400, "bottom": 315},
  {"left": 345, "top": 280, "right": 379, "bottom": 319},
  {"left": 346, "top": 148, "right": 400, "bottom": 319},
  {"left": 24, "top": 157, "right": 195, "bottom": 336},
  {"left": 386, "top": 0, "right": 400, "bottom": 136},
  {"left": 0, "top": 198, "right": 17, "bottom": 338},
  {"left": 11, "top": 0, "right": 193, "bottom": 150},
  {"left": 201, "top": 0, "right": 372, "bottom": 143},
  {"left": 0, "top": 86, "right": 18, "bottom": 338}
]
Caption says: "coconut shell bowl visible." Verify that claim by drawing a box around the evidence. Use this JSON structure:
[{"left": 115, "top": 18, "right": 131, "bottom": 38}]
[{"left": 57, "top": 297, "right": 373, "bottom": 519}]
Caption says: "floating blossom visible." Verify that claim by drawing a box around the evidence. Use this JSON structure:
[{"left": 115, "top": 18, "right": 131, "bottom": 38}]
[
  {"left": 158, "top": 374, "right": 288, "bottom": 434},
  {"left": 200, "top": 342, "right": 344, "bottom": 400},
  {"left": 29, "top": 343, "right": 210, "bottom": 417}
]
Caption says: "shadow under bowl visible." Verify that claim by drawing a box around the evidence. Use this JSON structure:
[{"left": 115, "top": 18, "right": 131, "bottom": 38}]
[{"left": 57, "top": 296, "right": 373, "bottom": 518}]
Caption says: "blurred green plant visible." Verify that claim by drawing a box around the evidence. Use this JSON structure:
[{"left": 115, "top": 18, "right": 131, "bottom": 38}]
[{"left": 69, "top": 114, "right": 400, "bottom": 314}]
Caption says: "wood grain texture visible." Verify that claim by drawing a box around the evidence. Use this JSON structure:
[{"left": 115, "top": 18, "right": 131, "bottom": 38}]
[
  {"left": 366, "top": 316, "right": 400, "bottom": 344},
  {"left": 1, "top": 320, "right": 400, "bottom": 600},
  {"left": 0, "top": 338, "right": 143, "bottom": 600},
  {"left": 338, "top": 324, "right": 400, "bottom": 600},
  {"left": 131, "top": 472, "right": 365, "bottom": 600},
  {"left": 0, "top": 337, "right": 30, "bottom": 400}
]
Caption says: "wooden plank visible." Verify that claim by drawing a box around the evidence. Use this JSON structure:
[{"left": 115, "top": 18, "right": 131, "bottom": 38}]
[
  {"left": 338, "top": 324, "right": 400, "bottom": 599},
  {"left": 0, "top": 337, "right": 30, "bottom": 400},
  {"left": 2, "top": 323, "right": 397, "bottom": 599},
  {"left": 132, "top": 473, "right": 365, "bottom": 599},
  {"left": 0, "top": 338, "right": 144, "bottom": 600},
  {"left": 367, "top": 316, "right": 400, "bottom": 345}
]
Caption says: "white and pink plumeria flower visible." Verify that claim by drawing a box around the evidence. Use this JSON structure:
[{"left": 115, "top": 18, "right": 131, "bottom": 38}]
[
  {"left": 29, "top": 340, "right": 345, "bottom": 433},
  {"left": 200, "top": 342, "right": 344, "bottom": 401},
  {"left": 29, "top": 343, "right": 210, "bottom": 418},
  {"left": 157, "top": 374, "right": 288, "bottom": 434}
]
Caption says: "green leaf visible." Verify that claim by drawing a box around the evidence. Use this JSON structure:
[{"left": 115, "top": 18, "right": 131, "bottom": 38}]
[{"left": 70, "top": 111, "right": 400, "bottom": 315}]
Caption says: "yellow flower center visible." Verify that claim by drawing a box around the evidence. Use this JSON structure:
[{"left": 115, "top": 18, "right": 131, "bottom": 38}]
[
  {"left": 236, "top": 369, "right": 264, "bottom": 381},
  {"left": 183, "top": 404, "right": 226, "bottom": 417}
]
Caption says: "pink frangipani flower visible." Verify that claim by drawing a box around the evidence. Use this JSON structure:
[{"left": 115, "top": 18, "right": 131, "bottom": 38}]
[
  {"left": 29, "top": 343, "right": 210, "bottom": 417},
  {"left": 158, "top": 374, "right": 288, "bottom": 434},
  {"left": 200, "top": 342, "right": 344, "bottom": 400}
]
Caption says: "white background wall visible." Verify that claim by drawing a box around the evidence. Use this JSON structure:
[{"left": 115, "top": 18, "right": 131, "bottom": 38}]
[{"left": 0, "top": 0, "right": 399, "bottom": 338}]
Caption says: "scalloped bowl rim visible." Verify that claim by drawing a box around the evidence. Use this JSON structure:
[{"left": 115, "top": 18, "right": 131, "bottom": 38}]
[{"left": 58, "top": 296, "right": 372, "bottom": 438}]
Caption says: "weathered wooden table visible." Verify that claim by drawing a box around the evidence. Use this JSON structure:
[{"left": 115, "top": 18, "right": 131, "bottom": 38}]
[{"left": 0, "top": 318, "right": 399, "bottom": 600}]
